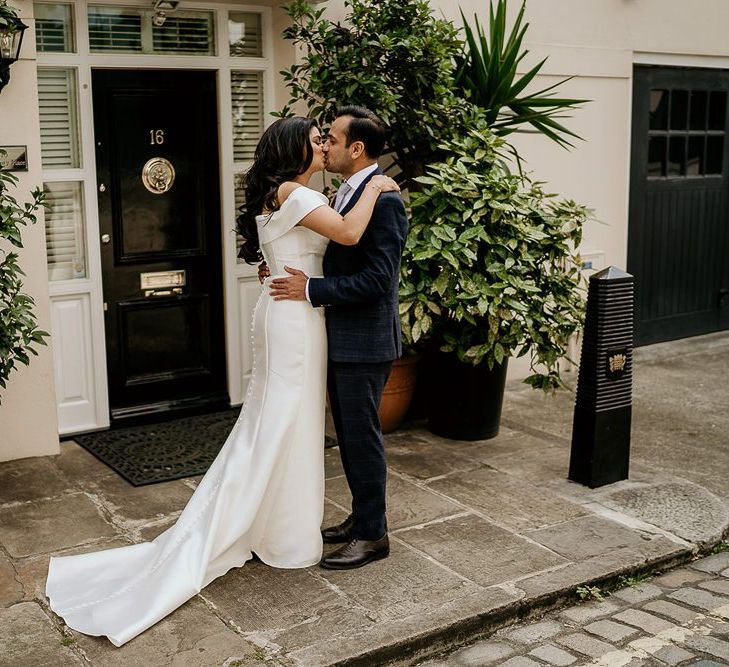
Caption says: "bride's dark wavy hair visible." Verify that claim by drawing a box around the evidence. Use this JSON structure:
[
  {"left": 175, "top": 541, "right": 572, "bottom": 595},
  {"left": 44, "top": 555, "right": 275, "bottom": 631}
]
[{"left": 236, "top": 116, "right": 319, "bottom": 264}]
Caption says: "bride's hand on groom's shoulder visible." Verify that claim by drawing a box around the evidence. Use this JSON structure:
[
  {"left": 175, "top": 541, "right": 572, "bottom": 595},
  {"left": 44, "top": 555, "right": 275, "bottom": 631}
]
[
  {"left": 370, "top": 175, "right": 400, "bottom": 193},
  {"left": 258, "top": 262, "right": 270, "bottom": 285}
]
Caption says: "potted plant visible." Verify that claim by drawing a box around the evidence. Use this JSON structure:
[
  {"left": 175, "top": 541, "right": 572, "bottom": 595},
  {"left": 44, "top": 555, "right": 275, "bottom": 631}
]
[
  {"left": 400, "top": 118, "right": 591, "bottom": 439},
  {"left": 0, "top": 165, "right": 49, "bottom": 401}
]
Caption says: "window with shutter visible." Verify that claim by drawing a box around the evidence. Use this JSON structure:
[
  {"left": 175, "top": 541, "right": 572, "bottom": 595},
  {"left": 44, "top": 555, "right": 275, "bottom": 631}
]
[
  {"left": 231, "top": 71, "right": 264, "bottom": 164},
  {"left": 44, "top": 181, "right": 87, "bottom": 282},
  {"left": 37, "top": 67, "right": 81, "bottom": 170},
  {"left": 88, "top": 6, "right": 214, "bottom": 55},
  {"left": 34, "top": 3, "right": 75, "bottom": 53},
  {"left": 229, "top": 12, "right": 262, "bottom": 58}
]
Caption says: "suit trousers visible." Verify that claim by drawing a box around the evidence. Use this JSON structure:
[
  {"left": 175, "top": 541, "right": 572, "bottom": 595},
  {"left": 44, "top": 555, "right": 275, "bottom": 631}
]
[{"left": 327, "top": 359, "right": 393, "bottom": 540}]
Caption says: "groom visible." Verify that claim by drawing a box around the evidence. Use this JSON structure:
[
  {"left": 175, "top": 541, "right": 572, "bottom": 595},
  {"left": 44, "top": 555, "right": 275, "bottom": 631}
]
[{"left": 269, "top": 106, "right": 408, "bottom": 569}]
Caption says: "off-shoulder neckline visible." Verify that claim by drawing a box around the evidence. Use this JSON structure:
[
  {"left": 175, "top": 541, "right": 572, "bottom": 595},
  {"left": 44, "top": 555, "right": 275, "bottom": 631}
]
[{"left": 256, "top": 185, "right": 323, "bottom": 220}]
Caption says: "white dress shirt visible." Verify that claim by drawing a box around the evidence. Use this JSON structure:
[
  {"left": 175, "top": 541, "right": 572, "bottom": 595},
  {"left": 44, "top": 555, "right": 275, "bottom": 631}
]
[{"left": 305, "top": 163, "right": 379, "bottom": 302}]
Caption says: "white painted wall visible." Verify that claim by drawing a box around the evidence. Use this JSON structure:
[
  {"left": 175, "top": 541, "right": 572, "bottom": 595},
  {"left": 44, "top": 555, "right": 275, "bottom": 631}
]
[{"left": 0, "top": 0, "right": 60, "bottom": 461}]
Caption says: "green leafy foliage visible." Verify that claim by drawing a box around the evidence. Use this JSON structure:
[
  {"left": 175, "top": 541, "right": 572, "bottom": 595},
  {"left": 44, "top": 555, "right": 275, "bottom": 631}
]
[
  {"left": 0, "top": 3, "right": 23, "bottom": 30},
  {"left": 455, "top": 0, "right": 588, "bottom": 152},
  {"left": 0, "top": 166, "right": 50, "bottom": 400},
  {"left": 400, "top": 119, "right": 591, "bottom": 390},
  {"left": 278, "top": 0, "right": 463, "bottom": 185}
]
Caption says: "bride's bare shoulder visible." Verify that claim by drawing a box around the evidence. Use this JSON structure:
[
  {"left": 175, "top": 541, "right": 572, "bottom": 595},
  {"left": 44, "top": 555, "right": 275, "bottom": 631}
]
[{"left": 277, "top": 182, "right": 305, "bottom": 205}]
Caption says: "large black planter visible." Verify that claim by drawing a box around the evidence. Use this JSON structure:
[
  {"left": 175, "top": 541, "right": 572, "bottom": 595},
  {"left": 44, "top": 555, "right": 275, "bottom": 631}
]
[{"left": 426, "top": 351, "right": 509, "bottom": 441}]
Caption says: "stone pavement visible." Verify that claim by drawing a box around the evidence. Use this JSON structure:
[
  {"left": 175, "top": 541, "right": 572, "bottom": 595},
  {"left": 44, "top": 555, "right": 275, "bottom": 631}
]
[
  {"left": 415, "top": 550, "right": 729, "bottom": 666},
  {"left": 0, "top": 331, "right": 727, "bottom": 666}
]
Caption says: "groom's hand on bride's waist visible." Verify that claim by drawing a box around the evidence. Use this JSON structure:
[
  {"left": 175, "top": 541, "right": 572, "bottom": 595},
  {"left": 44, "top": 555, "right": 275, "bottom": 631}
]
[{"left": 270, "top": 266, "right": 309, "bottom": 301}]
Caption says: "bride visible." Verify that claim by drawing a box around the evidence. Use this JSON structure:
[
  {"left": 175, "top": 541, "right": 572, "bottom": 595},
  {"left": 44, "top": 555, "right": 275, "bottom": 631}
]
[{"left": 45, "top": 116, "right": 400, "bottom": 647}]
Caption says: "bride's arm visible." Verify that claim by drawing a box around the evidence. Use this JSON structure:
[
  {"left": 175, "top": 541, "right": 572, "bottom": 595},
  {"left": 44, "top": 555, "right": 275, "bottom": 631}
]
[{"left": 278, "top": 177, "right": 399, "bottom": 246}]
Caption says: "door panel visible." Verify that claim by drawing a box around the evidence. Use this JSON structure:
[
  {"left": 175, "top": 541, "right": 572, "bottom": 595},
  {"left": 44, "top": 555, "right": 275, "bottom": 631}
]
[
  {"left": 628, "top": 66, "right": 729, "bottom": 346},
  {"left": 93, "top": 69, "right": 228, "bottom": 422}
]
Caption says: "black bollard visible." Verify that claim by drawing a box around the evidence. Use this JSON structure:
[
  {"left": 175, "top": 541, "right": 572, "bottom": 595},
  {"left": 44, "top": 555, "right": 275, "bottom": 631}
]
[{"left": 568, "top": 266, "right": 634, "bottom": 488}]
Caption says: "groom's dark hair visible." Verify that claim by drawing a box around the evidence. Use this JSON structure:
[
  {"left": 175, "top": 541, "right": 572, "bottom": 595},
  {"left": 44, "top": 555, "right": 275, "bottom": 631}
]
[{"left": 336, "top": 106, "right": 387, "bottom": 158}]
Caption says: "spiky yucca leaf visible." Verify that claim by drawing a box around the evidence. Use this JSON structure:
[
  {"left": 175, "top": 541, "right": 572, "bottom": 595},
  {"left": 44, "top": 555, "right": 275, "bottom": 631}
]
[{"left": 455, "top": 0, "right": 588, "bottom": 150}]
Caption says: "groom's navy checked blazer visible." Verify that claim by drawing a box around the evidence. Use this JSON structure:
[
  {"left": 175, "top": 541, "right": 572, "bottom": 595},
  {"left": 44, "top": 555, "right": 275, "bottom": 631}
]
[{"left": 307, "top": 168, "right": 408, "bottom": 363}]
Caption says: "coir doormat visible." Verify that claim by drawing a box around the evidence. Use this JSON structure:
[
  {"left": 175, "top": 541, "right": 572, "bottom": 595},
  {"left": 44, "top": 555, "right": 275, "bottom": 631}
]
[
  {"left": 73, "top": 408, "right": 241, "bottom": 486},
  {"left": 73, "top": 409, "right": 340, "bottom": 487}
]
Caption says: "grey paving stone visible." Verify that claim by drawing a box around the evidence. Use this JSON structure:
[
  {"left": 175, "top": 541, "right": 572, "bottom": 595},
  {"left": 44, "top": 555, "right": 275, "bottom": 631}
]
[
  {"left": 651, "top": 567, "right": 707, "bottom": 588},
  {"left": 71, "top": 596, "right": 261, "bottom": 666},
  {"left": 722, "top": 568, "right": 729, "bottom": 579},
  {"left": 448, "top": 639, "right": 515, "bottom": 665},
  {"left": 0, "top": 552, "right": 22, "bottom": 607},
  {"left": 426, "top": 465, "right": 586, "bottom": 532},
  {"left": 689, "top": 661, "right": 727, "bottom": 667},
  {"left": 204, "top": 561, "right": 375, "bottom": 651},
  {"left": 327, "top": 474, "right": 462, "bottom": 531},
  {"left": 559, "top": 600, "right": 622, "bottom": 624},
  {"left": 612, "top": 608, "right": 676, "bottom": 634},
  {"left": 0, "top": 493, "right": 117, "bottom": 558},
  {"left": 698, "top": 578, "right": 729, "bottom": 596},
  {"left": 604, "top": 481, "right": 729, "bottom": 544},
  {"left": 611, "top": 583, "right": 664, "bottom": 604},
  {"left": 385, "top": 435, "right": 479, "bottom": 481},
  {"left": 652, "top": 644, "right": 695, "bottom": 666},
  {"left": 0, "top": 456, "right": 78, "bottom": 505},
  {"left": 668, "top": 587, "right": 729, "bottom": 612},
  {"left": 526, "top": 515, "right": 655, "bottom": 561},
  {"left": 584, "top": 618, "right": 639, "bottom": 641},
  {"left": 0, "top": 602, "right": 83, "bottom": 666},
  {"left": 324, "top": 446, "right": 345, "bottom": 479},
  {"left": 499, "top": 658, "right": 541, "bottom": 667},
  {"left": 556, "top": 632, "right": 615, "bottom": 658},
  {"left": 642, "top": 599, "right": 702, "bottom": 624},
  {"left": 682, "top": 635, "right": 729, "bottom": 662},
  {"left": 396, "top": 513, "right": 565, "bottom": 588},
  {"left": 690, "top": 552, "right": 729, "bottom": 574},
  {"left": 501, "top": 619, "right": 563, "bottom": 644},
  {"left": 528, "top": 643, "right": 577, "bottom": 666}
]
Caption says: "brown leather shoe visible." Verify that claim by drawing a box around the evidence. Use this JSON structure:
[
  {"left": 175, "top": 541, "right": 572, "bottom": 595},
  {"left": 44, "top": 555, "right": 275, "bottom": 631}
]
[
  {"left": 319, "top": 535, "right": 390, "bottom": 570},
  {"left": 321, "top": 515, "right": 354, "bottom": 544}
]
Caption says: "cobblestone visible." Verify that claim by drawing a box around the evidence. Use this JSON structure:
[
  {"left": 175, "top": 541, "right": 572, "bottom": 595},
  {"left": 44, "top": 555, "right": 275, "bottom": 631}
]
[
  {"left": 610, "top": 582, "right": 663, "bottom": 604},
  {"left": 555, "top": 632, "right": 615, "bottom": 658},
  {"left": 668, "top": 586, "right": 729, "bottom": 611},
  {"left": 689, "top": 552, "right": 729, "bottom": 574},
  {"left": 583, "top": 618, "right": 639, "bottom": 641},
  {"left": 419, "top": 553, "right": 729, "bottom": 667},
  {"left": 527, "top": 643, "right": 577, "bottom": 666},
  {"left": 642, "top": 599, "right": 701, "bottom": 623},
  {"left": 612, "top": 608, "right": 676, "bottom": 634}
]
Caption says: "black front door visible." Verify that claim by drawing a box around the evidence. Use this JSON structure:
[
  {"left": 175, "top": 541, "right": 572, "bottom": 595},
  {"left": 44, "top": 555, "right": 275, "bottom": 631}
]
[
  {"left": 93, "top": 69, "right": 228, "bottom": 423},
  {"left": 628, "top": 66, "right": 729, "bottom": 346}
]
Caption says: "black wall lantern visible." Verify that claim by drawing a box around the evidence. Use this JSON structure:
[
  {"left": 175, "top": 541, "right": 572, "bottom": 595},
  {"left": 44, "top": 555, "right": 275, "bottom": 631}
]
[{"left": 0, "top": 2, "right": 28, "bottom": 94}]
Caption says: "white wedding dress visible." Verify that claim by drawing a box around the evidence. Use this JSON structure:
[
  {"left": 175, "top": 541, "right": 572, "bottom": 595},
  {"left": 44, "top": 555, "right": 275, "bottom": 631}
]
[{"left": 46, "top": 186, "right": 330, "bottom": 647}]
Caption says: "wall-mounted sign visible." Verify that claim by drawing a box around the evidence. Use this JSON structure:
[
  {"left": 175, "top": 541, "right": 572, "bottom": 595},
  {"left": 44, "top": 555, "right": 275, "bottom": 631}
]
[{"left": 0, "top": 146, "right": 28, "bottom": 172}]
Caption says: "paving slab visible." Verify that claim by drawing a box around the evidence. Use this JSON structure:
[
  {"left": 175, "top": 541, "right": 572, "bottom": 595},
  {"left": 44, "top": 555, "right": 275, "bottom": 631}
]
[
  {"left": 446, "top": 639, "right": 516, "bottom": 665},
  {"left": 525, "top": 515, "right": 662, "bottom": 561},
  {"left": 0, "top": 552, "right": 22, "bottom": 608},
  {"left": 611, "top": 583, "right": 664, "bottom": 604},
  {"left": 70, "top": 596, "right": 262, "bottom": 666},
  {"left": 605, "top": 481, "right": 729, "bottom": 545},
  {"left": 203, "top": 560, "right": 375, "bottom": 652},
  {"left": 642, "top": 599, "right": 702, "bottom": 624},
  {"left": 0, "top": 602, "right": 83, "bottom": 666},
  {"left": 324, "top": 446, "right": 346, "bottom": 479},
  {"left": 427, "top": 466, "right": 586, "bottom": 532},
  {"left": 668, "top": 587, "right": 729, "bottom": 612},
  {"left": 528, "top": 643, "right": 577, "bottom": 665},
  {"left": 690, "top": 552, "right": 729, "bottom": 574},
  {"left": 0, "top": 493, "right": 117, "bottom": 558},
  {"left": 396, "top": 513, "right": 566, "bottom": 587},
  {"left": 0, "top": 456, "right": 77, "bottom": 505},
  {"left": 385, "top": 434, "right": 480, "bottom": 481},
  {"left": 79, "top": 472, "right": 195, "bottom": 524},
  {"left": 652, "top": 567, "right": 708, "bottom": 588},
  {"left": 326, "top": 473, "right": 463, "bottom": 531},
  {"left": 698, "top": 578, "right": 729, "bottom": 595},
  {"left": 681, "top": 635, "right": 729, "bottom": 662}
]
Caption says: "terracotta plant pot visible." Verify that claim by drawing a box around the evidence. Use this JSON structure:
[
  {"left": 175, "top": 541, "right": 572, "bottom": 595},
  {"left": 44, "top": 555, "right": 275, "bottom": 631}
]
[{"left": 378, "top": 354, "right": 420, "bottom": 434}]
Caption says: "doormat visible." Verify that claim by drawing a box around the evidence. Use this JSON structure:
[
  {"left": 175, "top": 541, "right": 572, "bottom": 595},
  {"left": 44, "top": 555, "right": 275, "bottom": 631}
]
[
  {"left": 73, "top": 408, "right": 241, "bottom": 486},
  {"left": 73, "top": 410, "right": 340, "bottom": 487}
]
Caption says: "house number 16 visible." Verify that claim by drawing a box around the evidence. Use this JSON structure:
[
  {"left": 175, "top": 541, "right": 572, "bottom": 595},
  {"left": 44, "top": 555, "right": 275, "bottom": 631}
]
[{"left": 149, "top": 129, "right": 165, "bottom": 145}]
